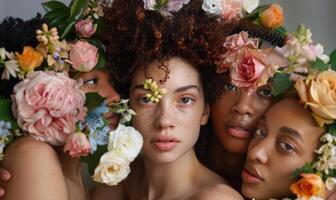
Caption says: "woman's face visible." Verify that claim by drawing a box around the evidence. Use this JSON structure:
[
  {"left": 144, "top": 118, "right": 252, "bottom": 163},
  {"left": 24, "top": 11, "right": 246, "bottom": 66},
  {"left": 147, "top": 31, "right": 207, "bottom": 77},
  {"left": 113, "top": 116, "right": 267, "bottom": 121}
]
[
  {"left": 77, "top": 69, "right": 121, "bottom": 128},
  {"left": 210, "top": 81, "right": 274, "bottom": 154},
  {"left": 241, "top": 98, "right": 324, "bottom": 199},
  {"left": 129, "top": 57, "right": 209, "bottom": 164}
]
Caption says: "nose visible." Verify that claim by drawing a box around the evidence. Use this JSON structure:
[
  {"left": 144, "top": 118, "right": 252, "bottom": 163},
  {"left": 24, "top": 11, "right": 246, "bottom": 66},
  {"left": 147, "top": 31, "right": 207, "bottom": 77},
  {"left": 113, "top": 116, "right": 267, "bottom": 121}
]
[
  {"left": 154, "top": 100, "right": 175, "bottom": 130},
  {"left": 231, "top": 89, "right": 253, "bottom": 117},
  {"left": 247, "top": 139, "right": 269, "bottom": 164},
  {"left": 101, "top": 81, "right": 120, "bottom": 104}
]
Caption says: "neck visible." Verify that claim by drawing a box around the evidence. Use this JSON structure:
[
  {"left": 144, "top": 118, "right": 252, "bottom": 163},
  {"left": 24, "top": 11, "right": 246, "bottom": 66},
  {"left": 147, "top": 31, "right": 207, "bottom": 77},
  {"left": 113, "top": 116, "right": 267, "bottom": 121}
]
[
  {"left": 207, "top": 136, "right": 246, "bottom": 190},
  {"left": 144, "top": 149, "right": 200, "bottom": 200}
]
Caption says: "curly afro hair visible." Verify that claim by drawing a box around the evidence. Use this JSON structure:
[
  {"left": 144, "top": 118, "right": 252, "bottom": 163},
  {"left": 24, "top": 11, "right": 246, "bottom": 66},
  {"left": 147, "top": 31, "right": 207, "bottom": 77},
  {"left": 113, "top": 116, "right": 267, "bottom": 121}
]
[
  {"left": 0, "top": 14, "right": 46, "bottom": 96},
  {"left": 99, "top": 0, "right": 236, "bottom": 98}
]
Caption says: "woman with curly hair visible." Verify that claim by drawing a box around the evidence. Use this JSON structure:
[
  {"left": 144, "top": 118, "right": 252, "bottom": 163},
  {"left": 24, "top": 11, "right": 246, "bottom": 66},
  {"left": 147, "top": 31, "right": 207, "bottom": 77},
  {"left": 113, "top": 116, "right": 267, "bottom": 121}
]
[{"left": 90, "top": 0, "right": 243, "bottom": 199}]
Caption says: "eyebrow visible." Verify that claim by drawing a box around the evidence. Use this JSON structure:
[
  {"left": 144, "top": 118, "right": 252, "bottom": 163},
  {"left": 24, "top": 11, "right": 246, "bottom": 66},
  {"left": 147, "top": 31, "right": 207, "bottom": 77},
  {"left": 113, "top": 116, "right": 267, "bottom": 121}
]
[
  {"left": 131, "top": 84, "right": 201, "bottom": 93},
  {"left": 279, "top": 127, "right": 304, "bottom": 143}
]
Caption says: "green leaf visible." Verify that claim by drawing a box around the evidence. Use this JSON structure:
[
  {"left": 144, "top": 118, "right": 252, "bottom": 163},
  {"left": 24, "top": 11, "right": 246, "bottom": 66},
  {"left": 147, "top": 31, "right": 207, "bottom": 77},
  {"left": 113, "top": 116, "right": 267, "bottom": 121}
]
[
  {"left": 87, "top": 38, "right": 106, "bottom": 52},
  {"left": 47, "top": 11, "right": 69, "bottom": 27},
  {"left": 85, "top": 93, "right": 105, "bottom": 112},
  {"left": 81, "top": 144, "right": 108, "bottom": 175},
  {"left": 94, "top": 51, "right": 106, "bottom": 71},
  {"left": 328, "top": 123, "right": 336, "bottom": 136},
  {"left": 271, "top": 73, "right": 293, "bottom": 97},
  {"left": 275, "top": 26, "right": 287, "bottom": 35},
  {"left": 291, "top": 163, "right": 314, "bottom": 179},
  {"left": 310, "top": 58, "right": 329, "bottom": 71},
  {"left": 0, "top": 97, "right": 19, "bottom": 130},
  {"left": 329, "top": 49, "right": 336, "bottom": 71},
  {"left": 41, "top": 1, "right": 67, "bottom": 12},
  {"left": 69, "top": 0, "right": 86, "bottom": 20},
  {"left": 60, "top": 20, "right": 76, "bottom": 39},
  {"left": 44, "top": 7, "right": 69, "bottom": 21}
]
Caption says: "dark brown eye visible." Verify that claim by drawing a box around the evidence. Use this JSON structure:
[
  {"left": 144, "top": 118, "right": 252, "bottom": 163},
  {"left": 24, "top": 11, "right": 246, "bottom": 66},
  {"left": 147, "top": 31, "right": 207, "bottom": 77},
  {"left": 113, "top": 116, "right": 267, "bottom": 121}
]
[
  {"left": 224, "top": 83, "right": 238, "bottom": 92},
  {"left": 258, "top": 87, "right": 272, "bottom": 97}
]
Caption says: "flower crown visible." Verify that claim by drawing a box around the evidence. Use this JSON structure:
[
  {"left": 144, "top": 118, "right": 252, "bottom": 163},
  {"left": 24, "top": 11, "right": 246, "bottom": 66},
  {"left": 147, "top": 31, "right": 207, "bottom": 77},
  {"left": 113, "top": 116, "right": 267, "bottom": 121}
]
[
  {"left": 143, "top": 0, "right": 190, "bottom": 17},
  {"left": 272, "top": 25, "right": 336, "bottom": 199},
  {"left": 0, "top": 0, "right": 142, "bottom": 186}
]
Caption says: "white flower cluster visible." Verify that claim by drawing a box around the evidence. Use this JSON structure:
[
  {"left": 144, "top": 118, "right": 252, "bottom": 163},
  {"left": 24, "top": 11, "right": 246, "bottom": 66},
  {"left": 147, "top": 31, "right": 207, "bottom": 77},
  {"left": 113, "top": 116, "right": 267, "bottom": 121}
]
[
  {"left": 314, "top": 133, "right": 336, "bottom": 191},
  {"left": 275, "top": 25, "right": 329, "bottom": 80},
  {"left": 93, "top": 124, "right": 143, "bottom": 186},
  {"left": 0, "top": 48, "right": 21, "bottom": 80},
  {"left": 202, "top": 0, "right": 259, "bottom": 17},
  {"left": 143, "top": 0, "right": 190, "bottom": 17},
  {"left": 110, "top": 99, "right": 136, "bottom": 124}
]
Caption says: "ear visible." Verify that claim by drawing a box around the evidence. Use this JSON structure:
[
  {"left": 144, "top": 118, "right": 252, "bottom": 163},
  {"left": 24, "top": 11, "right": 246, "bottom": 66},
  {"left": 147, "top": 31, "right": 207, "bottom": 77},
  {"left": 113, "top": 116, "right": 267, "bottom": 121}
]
[{"left": 201, "top": 103, "right": 210, "bottom": 125}]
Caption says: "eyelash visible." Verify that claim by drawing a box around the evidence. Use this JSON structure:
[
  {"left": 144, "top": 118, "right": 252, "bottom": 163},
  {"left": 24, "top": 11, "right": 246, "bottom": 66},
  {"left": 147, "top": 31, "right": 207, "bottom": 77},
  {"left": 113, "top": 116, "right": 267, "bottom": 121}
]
[
  {"left": 257, "top": 87, "right": 273, "bottom": 97},
  {"left": 178, "top": 96, "right": 194, "bottom": 105},
  {"left": 83, "top": 78, "right": 98, "bottom": 86},
  {"left": 254, "top": 128, "right": 266, "bottom": 138},
  {"left": 224, "top": 83, "right": 238, "bottom": 92},
  {"left": 137, "top": 96, "right": 154, "bottom": 105},
  {"left": 278, "top": 141, "right": 296, "bottom": 153}
]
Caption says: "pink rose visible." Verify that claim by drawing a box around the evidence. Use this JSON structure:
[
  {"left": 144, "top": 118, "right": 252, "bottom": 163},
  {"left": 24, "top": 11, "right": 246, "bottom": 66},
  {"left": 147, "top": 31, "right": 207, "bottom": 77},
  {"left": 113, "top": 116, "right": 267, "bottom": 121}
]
[
  {"left": 64, "top": 132, "right": 91, "bottom": 157},
  {"left": 230, "top": 48, "right": 267, "bottom": 89},
  {"left": 69, "top": 41, "right": 98, "bottom": 72},
  {"left": 75, "top": 19, "right": 97, "bottom": 38},
  {"left": 12, "top": 71, "right": 87, "bottom": 145},
  {"left": 223, "top": 31, "right": 259, "bottom": 51}
]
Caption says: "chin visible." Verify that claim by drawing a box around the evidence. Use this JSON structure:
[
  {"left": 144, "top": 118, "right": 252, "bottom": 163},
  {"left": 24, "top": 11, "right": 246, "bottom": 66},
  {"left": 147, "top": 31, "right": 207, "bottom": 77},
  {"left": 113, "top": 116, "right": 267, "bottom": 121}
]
[{"left": 217, "top": 133, "right": 250, "bottom": 155}]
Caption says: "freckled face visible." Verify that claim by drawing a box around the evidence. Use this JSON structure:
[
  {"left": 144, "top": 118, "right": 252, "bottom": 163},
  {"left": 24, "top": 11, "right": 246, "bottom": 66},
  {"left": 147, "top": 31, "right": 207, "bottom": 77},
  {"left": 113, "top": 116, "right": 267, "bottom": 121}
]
[{"left": 129, "top": 57, "right": 209, "bottom": 164}]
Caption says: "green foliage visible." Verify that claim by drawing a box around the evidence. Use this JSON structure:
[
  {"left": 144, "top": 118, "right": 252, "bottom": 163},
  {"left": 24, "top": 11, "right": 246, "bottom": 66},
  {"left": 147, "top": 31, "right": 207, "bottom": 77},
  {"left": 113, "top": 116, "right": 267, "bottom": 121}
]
[
  {"left": 310, "top": 58, "right": 329, "bottom": 72},
  {"left": 329, "top": 49, "right": 336, "bottom": 71},
  {"left": 69, "top": 0, "right": 86, "bottom": 20},
  {"left": 85, "top": 93, "right": 105, "bottom": 112},
  {"left": 328, "top": 123, "right": 336, "bottom": 136},
  {"left": 291, "top": 163, "right": 315, "bottom": 179},
  {"left": 81, "top": 144, "right": 108, "bottom": 175},
  {"left": 0, "top": 97, "right": 19, "bottom": 130},
  {"left": 271, "top": 73, "right": 293, "bottom": 97},
  {"left": 41, "top": 1, "right": 67, "bottom": 12},
  {"left": 60, "top": 20, "right": 76, "bottom": 39}
]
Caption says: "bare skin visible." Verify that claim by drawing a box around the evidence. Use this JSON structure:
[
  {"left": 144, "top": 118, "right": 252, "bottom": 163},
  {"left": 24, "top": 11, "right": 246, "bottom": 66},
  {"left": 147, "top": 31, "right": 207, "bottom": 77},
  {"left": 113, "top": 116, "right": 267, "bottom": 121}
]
[
  {"left": 91, "top": 57, "right": 243, "bottom": 200},
  {"left": 0, "top": 70, "right": 120, "bottom": 200}
]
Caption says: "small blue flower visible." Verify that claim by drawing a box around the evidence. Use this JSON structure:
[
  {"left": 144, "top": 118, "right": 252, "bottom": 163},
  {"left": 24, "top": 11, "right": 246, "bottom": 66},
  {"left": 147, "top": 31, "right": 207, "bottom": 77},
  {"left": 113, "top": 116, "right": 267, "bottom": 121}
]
[{"left": 88, "top": 126, "right": 110, "bottom": 153}]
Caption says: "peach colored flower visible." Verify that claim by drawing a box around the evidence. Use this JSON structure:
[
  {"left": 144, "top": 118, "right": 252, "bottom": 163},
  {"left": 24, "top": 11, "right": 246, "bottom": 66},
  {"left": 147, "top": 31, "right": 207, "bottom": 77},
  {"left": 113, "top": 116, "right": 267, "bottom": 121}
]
[
  {"left": 75, "top": 19, "right": 97, "bottom": 38},
  {"left": 290, "top": 173, "right": 327, "bottom": 200},
  {"left": 220, "top": 0, "right": 243, "bottom": 21},
  {"left": 69, "top": 41, "right": 98, "bottom": 72},
  {"left": 223, "top": 31, "right": 259, "bottom": 51},
  {"left": 15, "top": 46, "right": 43, "bottom": 72},
  {"left": 260, "top": 4, "right": 284, "bottom": 29},
  {"left": 12, "top": 71, "right": 87, "bottom": 145},
  {"left": 64, "top": 132, "right": 91, "bottom": 157},
  {"left": 294, "top": 70, "right": 336, "bottom": 127}
]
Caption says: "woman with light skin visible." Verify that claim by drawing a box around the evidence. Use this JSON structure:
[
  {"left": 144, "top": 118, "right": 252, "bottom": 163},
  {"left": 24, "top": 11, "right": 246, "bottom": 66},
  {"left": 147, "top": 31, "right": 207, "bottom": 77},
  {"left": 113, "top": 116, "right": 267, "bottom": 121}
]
[
  {"left": 0, "top": 16, "right": 120, "bottom": 200},
  {"left": 90, "top": 0, "right": 243, "bottom": 199}
]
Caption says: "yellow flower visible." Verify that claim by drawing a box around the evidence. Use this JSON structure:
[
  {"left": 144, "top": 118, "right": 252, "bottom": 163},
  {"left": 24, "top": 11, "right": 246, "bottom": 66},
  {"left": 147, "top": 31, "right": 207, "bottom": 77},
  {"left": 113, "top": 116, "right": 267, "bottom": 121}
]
[
  {"left": 15, "top": 46, "right": 43, "bottom": 72},
  {"left": 294, "top": 70, "right": 336, "bottom": 127},
  {"left": 260, "top": 4, "right": 284, "bottom": 29},
  {"left": 290, "top": 173, "right": 326, "bottom": 199}
]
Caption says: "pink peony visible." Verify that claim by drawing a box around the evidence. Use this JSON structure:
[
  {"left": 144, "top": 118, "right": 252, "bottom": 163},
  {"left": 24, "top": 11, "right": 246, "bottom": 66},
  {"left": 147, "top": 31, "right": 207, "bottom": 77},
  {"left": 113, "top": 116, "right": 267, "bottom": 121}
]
[
  {"left": 75, "top": 19, "right": 97, "bottom": 38},
  {"left": 220, "top": 0, "right": 243, "bottom": 22},
  {"left": 12, "top": 71, "right": 87, "bottom": 145},
  {"left": 223, "top": 31, "right": 259, "bottom": 51},
  {"left": 64, "top": 132, "right": 91, "bottom": 157},
  {"left": 230, "top": 48, "right": 267, "bottom": 89},
  {"left": 69, "top": 41, "right": 98, "bottom": 72}
]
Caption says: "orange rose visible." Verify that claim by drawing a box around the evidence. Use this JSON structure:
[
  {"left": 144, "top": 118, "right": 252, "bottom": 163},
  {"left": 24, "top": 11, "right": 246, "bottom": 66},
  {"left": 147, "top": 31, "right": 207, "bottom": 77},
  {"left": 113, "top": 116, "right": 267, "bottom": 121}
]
[
  {"left": 260, "top": 4, "right": 284, "bottom": 29},
  {"left": 16, "top": 46, "right": 43, "bottom": 72},
  {"left": 290, "top": 173, "right": 327, "bottom": 199}
]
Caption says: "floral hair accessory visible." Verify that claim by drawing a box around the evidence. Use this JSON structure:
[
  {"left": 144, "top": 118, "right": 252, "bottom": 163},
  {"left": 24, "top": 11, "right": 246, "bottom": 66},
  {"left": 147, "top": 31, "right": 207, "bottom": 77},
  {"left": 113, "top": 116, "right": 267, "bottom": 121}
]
[
  {"left": 216, "top": 31, "right": 282, "bottom": 93},
  {"left": 110, "top": 99, "right": 136, "bottom": 124},
  {"left": 143, "top": 78, "right": 167, "bottom": 103},
  {"left": 202, "top": 0, "right": 259, "bottom": 22},
  {"left": 0, "top": 48, "right": 20, "bottom": 80},
  {"left": 143, "top": 0, "right": 190, "bottom": 17}
]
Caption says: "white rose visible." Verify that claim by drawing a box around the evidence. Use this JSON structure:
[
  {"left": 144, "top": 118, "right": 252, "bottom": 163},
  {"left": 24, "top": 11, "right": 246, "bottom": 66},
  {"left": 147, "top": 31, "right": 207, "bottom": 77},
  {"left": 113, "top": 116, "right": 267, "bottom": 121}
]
[
  {"left": 93, "top": 150, "right": 130, "bottom": 186},
  {"left": 326, "top": 177, "right": 336, "bottom": 191},
  {"left": 241, "top": 0, "right": 259, "bottom": 13},
  {"left": 108, "top": 124, "right": 143, "bottom": 162},
  {"left": 202, "top": 0, "right": 223, "bottom": 15},
  {"left": 143, "top": 0, "right": 156, "bottom": 10},
  {"left": 321, "top": 133, "right": 334, "bottom": 143},
  {"left": 328, "top": 157, "right": 336, "bottom": 170}
]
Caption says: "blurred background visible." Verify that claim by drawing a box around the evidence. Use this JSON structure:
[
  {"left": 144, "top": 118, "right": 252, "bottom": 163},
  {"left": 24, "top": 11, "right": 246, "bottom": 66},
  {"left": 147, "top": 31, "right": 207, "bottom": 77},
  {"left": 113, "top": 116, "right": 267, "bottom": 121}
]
[{"left": 0, "top": 0, "right": 335, "bottom": 53}]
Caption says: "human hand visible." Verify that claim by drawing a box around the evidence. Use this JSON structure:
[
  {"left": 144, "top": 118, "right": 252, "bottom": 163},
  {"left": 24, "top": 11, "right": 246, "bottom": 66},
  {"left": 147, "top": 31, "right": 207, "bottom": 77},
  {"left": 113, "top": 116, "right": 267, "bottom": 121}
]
[{"left": 0, "top": 167, "right": 11, "bottom": 198}]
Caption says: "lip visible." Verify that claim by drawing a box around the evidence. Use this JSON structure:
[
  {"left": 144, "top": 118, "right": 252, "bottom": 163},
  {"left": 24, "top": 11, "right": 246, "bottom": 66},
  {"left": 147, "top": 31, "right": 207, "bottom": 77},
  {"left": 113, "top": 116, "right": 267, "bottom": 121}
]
[
  {"left": 241, "top": 163, "right": 264, "bottom": 184},
  {"left": 151, "top": 135, "right": 181, "bottom": 152},
  {"left": 226, "top": 125, "right": 252, "bottom": 138}
]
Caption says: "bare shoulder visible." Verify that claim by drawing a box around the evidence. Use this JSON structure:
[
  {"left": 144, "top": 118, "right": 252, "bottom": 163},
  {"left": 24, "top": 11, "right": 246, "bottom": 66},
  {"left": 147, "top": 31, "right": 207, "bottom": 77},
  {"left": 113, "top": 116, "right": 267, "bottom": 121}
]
[
  {"left": 192, "top": 184, "right": 243, "bottom": 200},
  {"left": 2, "top": 137, "right": 68, "bottom": 200}
]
